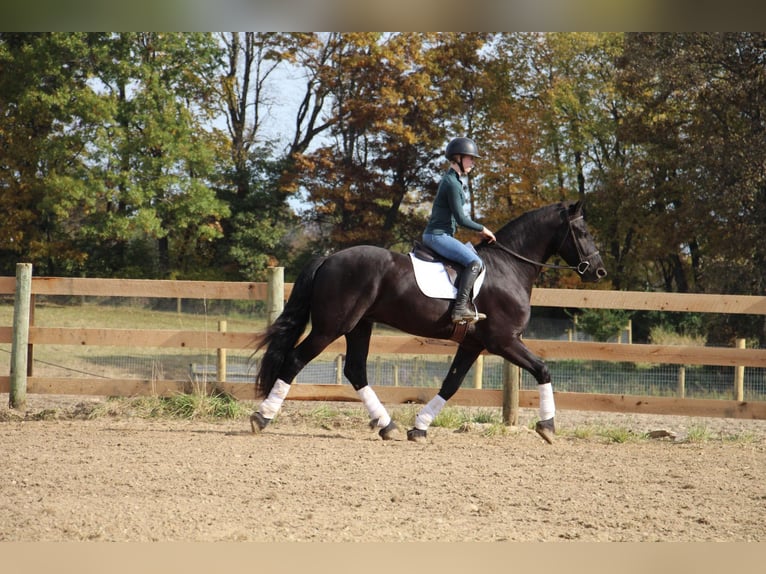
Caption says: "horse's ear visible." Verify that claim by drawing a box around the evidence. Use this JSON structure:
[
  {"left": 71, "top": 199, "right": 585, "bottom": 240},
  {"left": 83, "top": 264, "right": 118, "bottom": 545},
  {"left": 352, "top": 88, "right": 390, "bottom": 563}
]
[{"left": 570, "top": 200, "right": 584, "bottom": 215}]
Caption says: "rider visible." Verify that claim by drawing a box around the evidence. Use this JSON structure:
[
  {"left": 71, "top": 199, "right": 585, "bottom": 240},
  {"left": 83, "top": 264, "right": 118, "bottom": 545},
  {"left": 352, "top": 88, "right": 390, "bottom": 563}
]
[{"left": 423, "top": 137, "right": 496, "bottom": 323}]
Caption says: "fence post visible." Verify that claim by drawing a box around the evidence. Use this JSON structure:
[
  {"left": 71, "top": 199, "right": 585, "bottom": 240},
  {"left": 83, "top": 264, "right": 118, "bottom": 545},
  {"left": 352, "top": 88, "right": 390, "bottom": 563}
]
[
  {"left": 734, "top": 338, "right": 746, "bottom": 401},
  {"left": 335, "top": 354, "right": 343, "bottom": 385},
  {"left": 473, "top": 355, "right": 483, "bottom": 389},
  {"left": 677, "top": 366, "right": 686, "bottom": 398},
  {"left": 266, "top": 266, "right": 284, "bottom": 327},
  {"left": 217, "top": 320, "right": 227, "bottom": 383},
  {"left": 502, "top": 361, "right": 520, "bottom": 426},
  {"left": 26, "top": 294, "right": 35, "bottom": 376},
  {"left": 10, "top": 263, "right": 33, "bottom": 411}
]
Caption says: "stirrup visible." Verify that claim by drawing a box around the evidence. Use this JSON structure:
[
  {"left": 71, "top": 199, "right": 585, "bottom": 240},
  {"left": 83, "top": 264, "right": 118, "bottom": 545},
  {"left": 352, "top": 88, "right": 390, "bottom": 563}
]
[{"left": 451, "top": 307, "right": 487, "bottom": 324}]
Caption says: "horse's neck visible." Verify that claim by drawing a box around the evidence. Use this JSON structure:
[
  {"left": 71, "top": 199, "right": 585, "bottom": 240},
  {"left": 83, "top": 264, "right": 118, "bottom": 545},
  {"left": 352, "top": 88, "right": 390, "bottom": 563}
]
[{"left": 497, "top": 214, "right": 560, "bottom": 264}]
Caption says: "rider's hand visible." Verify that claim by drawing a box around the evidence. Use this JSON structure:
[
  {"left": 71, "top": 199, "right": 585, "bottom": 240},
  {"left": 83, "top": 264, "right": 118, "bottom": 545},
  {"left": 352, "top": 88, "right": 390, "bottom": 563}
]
[{"left": 480, "top": 227, "right": 496, "bottom": 244}]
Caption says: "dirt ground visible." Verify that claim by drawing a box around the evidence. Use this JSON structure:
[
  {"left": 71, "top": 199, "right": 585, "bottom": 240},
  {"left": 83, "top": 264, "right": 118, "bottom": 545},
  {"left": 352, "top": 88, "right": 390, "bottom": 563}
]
[{"left": 1, "top": 394, "right": 765, "bottom": 542}]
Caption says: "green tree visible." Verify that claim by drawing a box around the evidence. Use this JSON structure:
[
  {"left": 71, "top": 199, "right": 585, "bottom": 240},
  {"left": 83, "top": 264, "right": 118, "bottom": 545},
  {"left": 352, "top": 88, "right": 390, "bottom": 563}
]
[
  {"left": 86, "top": 32, "right": 229, "bottom": 278},
  {"left": 0, "top": 33, "right": 112, "bottom": 275},
  {"left": 209, "top": 32, "right": 301, "bottom": 279},
  {"left": 613, "top": 33, "right": 766, "bottom": 344},
  {"left": 576, "top": 308, "right": 633, "bottom": 342}
]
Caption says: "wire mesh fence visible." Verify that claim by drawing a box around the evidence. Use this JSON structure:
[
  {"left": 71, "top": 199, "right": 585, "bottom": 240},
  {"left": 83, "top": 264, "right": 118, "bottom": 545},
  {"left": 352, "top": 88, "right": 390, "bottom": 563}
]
[
  {"left": 290, "top": 354, "right": 766, "bottom": 401},
  {"left": 1, "top": 298, "right": 765, "bottom": 401}
]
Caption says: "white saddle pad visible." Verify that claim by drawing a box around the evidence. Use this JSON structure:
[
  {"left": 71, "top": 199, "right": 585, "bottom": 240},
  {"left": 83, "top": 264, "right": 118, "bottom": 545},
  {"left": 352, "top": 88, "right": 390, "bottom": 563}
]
[{"left": 409, "top": 253, "right": 486, "bottom": 300}]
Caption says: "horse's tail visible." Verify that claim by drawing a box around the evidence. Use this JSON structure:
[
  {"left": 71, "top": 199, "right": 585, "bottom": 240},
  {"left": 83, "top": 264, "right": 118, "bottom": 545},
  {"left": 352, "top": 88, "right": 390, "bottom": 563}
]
[{"left": 255, "top": 256, "right": 326, "bottom": 398}]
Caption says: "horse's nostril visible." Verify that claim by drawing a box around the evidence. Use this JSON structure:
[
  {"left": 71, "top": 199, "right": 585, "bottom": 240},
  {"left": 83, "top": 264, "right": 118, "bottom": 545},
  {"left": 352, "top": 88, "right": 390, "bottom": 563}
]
[{"left": 596, "top": 268, "right": 607, "bottom": 278}]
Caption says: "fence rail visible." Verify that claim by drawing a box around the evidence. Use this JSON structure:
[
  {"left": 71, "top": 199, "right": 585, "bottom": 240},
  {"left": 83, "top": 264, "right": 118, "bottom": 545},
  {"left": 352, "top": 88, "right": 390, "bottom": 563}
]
[{"left": 3, "top": 264, "right": 766, "bottom": 420}]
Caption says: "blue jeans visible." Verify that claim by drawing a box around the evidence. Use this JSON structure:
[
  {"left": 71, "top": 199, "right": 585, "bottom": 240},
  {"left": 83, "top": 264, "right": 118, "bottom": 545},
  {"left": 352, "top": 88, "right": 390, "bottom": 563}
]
[{"left": 422, "top": 233, "right": 482, "bottom": 268}]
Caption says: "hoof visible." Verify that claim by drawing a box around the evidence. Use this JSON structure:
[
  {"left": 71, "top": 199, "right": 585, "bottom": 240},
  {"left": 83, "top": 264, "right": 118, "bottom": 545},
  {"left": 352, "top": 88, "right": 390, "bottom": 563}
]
[
  {"left": 535, "top": 418, "right": 555, "bottom": 445},
  {"left": 407, "top": 428, "right": 428, "bottom": 443},
  {"left": 378, "top": 420, "right": 400, "bottom": 441},
  {"left": 250, "top": 412, "right": 271, "bottom": 434},
  {"left": 370, "top": 419, "right": 400, "bottom": 440}
]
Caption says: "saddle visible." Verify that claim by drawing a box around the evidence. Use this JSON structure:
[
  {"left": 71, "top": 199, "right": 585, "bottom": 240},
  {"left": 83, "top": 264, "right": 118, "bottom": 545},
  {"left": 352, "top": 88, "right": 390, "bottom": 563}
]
[
  {"left": 409, "top": 241, "right": 484, "bottom": 344},
  {"left": 410, "top": 241, "right": 463, "bottom": 284}
]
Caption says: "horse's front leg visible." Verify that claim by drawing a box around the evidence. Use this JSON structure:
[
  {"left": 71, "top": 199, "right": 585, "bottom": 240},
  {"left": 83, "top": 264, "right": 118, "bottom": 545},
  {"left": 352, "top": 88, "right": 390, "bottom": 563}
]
[
  {"left": 489, "top": 336, "right": 556, "bottom": 444},
  {"left": 407, "top": 345, "right": 482, "bottom": 442}
]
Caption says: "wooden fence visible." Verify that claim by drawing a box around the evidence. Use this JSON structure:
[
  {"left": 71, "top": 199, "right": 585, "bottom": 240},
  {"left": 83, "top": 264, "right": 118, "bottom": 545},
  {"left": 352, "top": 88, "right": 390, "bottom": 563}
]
[{"left": 2, "top": 263, "right": 766, "bottom": 421}]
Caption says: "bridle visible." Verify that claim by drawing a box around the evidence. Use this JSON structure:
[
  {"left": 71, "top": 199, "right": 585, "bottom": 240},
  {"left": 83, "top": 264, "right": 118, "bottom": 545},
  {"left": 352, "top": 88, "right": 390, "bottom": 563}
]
[{"left": 490, "top": 213, "right": 599, "bottom": 275}]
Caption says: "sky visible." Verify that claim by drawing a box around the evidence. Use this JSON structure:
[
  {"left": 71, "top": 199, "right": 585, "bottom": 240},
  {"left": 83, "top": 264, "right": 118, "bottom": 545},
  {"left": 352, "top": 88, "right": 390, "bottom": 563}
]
[{"left": 259, "top": 62, "right": 317, "bottom": 154}]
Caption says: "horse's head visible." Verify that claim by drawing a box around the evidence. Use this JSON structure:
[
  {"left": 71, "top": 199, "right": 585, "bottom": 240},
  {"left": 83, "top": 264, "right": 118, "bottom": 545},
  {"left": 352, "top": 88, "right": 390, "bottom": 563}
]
[{"left": 557, "top": 200, "right": 607, "bottom": 282}]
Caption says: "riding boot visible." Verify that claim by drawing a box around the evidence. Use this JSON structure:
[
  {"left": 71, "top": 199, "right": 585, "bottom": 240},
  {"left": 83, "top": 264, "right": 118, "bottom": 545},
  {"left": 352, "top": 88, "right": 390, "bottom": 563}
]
[{"left": 451, "top": 262, "right": 485, "bottom": 323}]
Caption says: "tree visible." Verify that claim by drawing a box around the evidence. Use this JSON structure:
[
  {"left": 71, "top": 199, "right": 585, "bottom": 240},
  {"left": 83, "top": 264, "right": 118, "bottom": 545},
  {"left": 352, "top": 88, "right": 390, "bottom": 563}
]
[
  {"left": 86, "top": 32, "right": 229, "bottom": 278},
  {"left": 480, "top": 33, "right": 626, "bottom": 290},
  {"left": 293, "top": 33, "right": 458, "bottom": 253},
  {"left": 475, "top": 33, "right": 553, "bottom": 226},
  {"left": 209, "top": 32, "right": 302, "bottom": 279},
  {"left": 614, "top": 34, "right": 766, "bottom": 292},
  {"left": 614, "top": 33, "right": 766, "bottom": 343},
  {"left": 576, "top": 308, "right": 632, "bottom": 342},
  {"left": 0, "top": 33, "right": 112, "bottom": 275}
]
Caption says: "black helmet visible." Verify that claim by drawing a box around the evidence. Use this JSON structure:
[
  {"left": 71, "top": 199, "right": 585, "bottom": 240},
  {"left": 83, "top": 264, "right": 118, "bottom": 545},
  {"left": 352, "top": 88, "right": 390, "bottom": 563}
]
[{"left": 445, "top": 137, "right": 481, "bottom": 160}]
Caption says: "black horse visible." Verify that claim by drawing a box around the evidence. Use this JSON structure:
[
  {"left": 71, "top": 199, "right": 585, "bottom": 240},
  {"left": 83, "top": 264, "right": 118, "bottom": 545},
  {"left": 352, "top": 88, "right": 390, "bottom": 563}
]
[{"left": 251, "top": 200, "right": 606, "bottom": 443}]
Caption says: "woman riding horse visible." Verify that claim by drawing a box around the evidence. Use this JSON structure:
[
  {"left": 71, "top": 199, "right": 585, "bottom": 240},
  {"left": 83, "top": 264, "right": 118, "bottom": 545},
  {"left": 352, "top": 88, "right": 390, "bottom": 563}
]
[
  {"left": 423, "top": 137, "right": 496, "bottom": 323},
  {"left": 251, "top": 193, "right": 606, "bottom": 445}
]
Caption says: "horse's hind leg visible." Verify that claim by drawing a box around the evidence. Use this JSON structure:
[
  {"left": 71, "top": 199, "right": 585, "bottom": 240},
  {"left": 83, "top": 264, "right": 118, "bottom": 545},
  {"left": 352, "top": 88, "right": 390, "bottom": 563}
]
[
  {"left": 254, "top": 330, "right": 338, "bottom": 430},
  {"left": 344, "top": 320, "right": 399, "bottom": 440}
]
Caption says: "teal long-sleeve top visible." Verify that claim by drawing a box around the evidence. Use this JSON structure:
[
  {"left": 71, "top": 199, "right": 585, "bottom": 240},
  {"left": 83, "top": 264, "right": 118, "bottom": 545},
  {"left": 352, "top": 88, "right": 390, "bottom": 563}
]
[{"left": 424, "top": 168, "right": 484, "bottom": 236}]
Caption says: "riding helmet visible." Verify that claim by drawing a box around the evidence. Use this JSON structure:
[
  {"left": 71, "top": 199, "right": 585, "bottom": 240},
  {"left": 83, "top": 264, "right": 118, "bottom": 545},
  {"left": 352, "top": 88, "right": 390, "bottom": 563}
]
[{"left": 445, "top": 137, "right": 481, "bottom": 160}]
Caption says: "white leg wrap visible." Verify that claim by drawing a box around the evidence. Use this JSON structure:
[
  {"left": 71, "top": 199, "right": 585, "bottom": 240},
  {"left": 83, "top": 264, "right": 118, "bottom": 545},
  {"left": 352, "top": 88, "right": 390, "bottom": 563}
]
[
  {"left": 538, "top": 382, "right": 555, "bottom": 421},
  {"left": 357, "top": 386, "right": 391, "bottom": 428},
  {"left": 258, "top": 378, "right": 291, "bottom": 419},
  {"left": 414, "top": 395, "right": 447, "bottom": 431}
]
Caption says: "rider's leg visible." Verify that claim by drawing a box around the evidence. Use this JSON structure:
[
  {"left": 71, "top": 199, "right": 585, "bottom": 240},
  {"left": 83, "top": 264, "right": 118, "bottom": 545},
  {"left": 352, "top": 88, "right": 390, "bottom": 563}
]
[
  {"left": 422, "top": 233, "right": 485, "bottom": 322},
  {"left": 451, "top": 261, "right": 483, "bottom": 322}
]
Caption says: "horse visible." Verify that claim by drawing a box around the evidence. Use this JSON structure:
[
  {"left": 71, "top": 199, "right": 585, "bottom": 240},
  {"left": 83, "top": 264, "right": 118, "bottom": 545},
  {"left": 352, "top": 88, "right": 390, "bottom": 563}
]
[{"left": 251, "top": 200, "right": 606, "bottom": 444}]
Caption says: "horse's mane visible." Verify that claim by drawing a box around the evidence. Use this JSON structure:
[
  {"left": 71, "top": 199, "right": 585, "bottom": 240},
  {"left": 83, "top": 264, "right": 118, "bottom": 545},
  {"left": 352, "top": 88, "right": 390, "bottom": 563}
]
[{"left": 489, "top": 201, "right": 569, "bottom": 250}]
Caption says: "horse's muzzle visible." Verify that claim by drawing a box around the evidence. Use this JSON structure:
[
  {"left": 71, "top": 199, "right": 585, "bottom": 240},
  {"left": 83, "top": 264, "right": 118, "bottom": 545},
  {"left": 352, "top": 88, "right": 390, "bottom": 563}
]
[
  {"left": 578, "top": 259, "right": 607, "bottom": 281},
  {"left": 577, "top": 261, "right": 608, "bottom": 280}
]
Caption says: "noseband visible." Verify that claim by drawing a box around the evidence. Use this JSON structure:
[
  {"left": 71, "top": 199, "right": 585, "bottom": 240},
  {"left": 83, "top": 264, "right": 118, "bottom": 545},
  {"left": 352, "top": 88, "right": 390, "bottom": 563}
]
[{"left": 490, "top": 213, "right": 600, "bottom": 275}]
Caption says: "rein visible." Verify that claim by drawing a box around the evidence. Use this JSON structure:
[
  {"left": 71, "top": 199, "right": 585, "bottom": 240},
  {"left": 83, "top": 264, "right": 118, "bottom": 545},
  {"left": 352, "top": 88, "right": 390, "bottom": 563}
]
[
  {"left": 491, "top": 241, "right": 584, "bottom": 272},
  {"left": 489, "top": 214, "right": 597, "bottom": 275}
]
